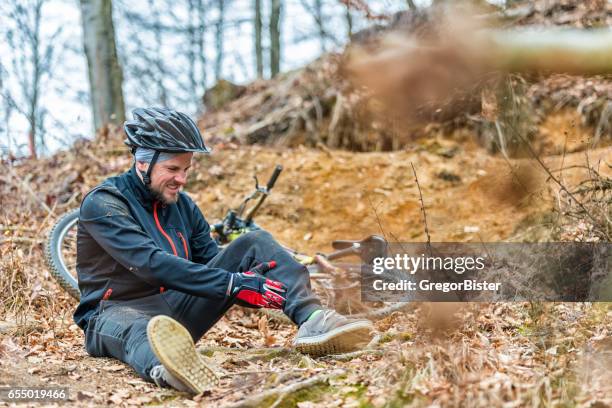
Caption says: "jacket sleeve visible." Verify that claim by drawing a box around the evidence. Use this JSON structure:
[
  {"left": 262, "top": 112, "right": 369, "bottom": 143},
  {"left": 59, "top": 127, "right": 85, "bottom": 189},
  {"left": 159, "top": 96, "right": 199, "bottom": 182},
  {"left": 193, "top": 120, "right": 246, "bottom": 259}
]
[
  {"left": 79, "top": 190, "right": 230, "bottom": 299},
  {"left": 188, "top": 201, "right": 220, "bottom": 265}
]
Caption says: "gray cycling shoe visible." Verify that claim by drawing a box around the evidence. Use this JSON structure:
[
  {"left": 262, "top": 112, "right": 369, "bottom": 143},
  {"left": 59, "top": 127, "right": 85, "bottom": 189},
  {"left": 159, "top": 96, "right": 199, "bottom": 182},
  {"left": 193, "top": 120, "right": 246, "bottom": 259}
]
[
  {"left": 147, "top": 315, "right": 219, "bottom": 394},
  {"left": 293, "top": 309, "right": 374, "bottom": 356},
  {"left": 150, "top": 364, "right": 193, "bottom": 393}
]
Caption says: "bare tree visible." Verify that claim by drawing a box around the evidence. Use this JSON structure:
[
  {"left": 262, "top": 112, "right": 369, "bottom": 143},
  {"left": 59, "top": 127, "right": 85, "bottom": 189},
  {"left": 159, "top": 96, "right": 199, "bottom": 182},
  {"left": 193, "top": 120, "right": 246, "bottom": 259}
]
[
  {"left": 196, "top": 0, "right": 208, "bottom": 91},
  {"left": 214, "top": 0, "right": 225, "bottom": 81},
  {"left": 345, "top": 3, "right": 353, "bottom": 39},
  {"left": 301, "top": 0, "right": 327, "bottom": 53},
  {"left": 0, "top": 0, "right": 63, "bottom": 158},
  {"left": 270, "top": 0, "right": 282, "bottom": 77},
  {"left": 0, "top": 63, "right": 12, "bottom": 160},
  {"left": 80, "top": 0, "right": 126, "bottom": 130},
  {"left": 114, "top": 0, "right": 213, "bottom": 110},
  {"left": 187, "top": 0, "right": 198, "bottom": 94},
  {"left": 190, "top": 0, "right": 208, "bottom": 102},
  {"left": 254, "top": 0, "right": 264, "bottom": 78},
  {"left": 149, "top": 0, "right": 169, "bottom": 105}
]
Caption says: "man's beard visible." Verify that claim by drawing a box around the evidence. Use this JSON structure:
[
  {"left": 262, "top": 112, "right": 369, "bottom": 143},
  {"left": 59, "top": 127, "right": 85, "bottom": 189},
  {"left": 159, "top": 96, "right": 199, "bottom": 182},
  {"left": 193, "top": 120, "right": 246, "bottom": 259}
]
[{"left": 149, "top": 185, "right": 178, "bottom": 205}]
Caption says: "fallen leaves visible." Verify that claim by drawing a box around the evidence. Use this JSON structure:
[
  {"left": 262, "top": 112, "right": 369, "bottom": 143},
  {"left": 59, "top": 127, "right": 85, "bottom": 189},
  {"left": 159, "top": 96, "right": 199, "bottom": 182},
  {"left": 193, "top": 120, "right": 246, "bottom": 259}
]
[
  {"left": 0, "top": 5, "right": 609, "bottom": 402},
  {"left": 102, "top": 364, "right": 126, "bottom": 372},
  {"left": 257, "top": 315, "right": 276, "bottom": 347}
]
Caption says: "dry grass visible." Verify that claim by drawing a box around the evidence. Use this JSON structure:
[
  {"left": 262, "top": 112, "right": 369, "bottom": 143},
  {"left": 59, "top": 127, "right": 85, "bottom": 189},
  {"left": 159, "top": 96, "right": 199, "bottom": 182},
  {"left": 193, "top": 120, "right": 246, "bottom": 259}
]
[{"left": 0, "top": 245, "right": 32, "bottom": 317}]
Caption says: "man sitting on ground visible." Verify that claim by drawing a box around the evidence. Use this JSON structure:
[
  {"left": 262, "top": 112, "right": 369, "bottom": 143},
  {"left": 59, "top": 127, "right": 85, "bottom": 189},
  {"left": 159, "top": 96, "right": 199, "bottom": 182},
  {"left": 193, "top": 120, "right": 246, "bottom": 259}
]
[{"left": 74, "top": 107, "right": 374, "bottom": 393}]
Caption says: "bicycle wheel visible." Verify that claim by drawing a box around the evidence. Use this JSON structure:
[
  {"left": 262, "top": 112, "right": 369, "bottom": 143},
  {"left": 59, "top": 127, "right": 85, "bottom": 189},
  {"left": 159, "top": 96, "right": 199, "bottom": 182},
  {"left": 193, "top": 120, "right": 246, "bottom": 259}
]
[{"left": 45, "top": 208, "right": 81, "bottom": 300}]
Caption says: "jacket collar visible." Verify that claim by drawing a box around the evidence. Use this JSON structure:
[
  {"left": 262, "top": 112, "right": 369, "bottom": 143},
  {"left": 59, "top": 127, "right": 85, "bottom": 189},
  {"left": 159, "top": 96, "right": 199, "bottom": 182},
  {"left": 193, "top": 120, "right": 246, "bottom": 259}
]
[{"left": 126, "top": 165, "right": 156, "bottom": 211}]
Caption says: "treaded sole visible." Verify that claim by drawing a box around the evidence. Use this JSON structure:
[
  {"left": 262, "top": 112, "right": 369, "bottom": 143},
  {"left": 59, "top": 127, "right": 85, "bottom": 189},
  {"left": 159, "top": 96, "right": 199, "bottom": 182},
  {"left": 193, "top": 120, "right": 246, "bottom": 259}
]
[
  {"left": 294, "top": 321, "right": 374, "bottom": 356},
  {"left": 147, "top": 315, "right": 219, "bottom": 393}
]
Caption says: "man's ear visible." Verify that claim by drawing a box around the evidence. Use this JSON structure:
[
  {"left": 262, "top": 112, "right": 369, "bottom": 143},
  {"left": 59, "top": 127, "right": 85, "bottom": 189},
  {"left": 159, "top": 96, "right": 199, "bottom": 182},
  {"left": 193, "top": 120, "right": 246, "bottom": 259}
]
[{"left": 136, "top": 161, "right": 149, "bottom": 173}]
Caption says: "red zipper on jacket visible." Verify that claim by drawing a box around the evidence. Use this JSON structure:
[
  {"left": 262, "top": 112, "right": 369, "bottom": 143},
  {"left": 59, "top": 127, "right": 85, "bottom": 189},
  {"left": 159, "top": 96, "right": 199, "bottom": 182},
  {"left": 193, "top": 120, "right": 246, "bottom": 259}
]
[
  {"left": 153, "top": 201, "right": 178, "bottom": 257},
  {"left": 102, "top": 288, "right": 113, "bottom": 300},
  {"left": 153, "top": 201, "right": 190, "bottom": 294},
  {"left": 177, "top": 231, "right": 189, "bottom": 259}
]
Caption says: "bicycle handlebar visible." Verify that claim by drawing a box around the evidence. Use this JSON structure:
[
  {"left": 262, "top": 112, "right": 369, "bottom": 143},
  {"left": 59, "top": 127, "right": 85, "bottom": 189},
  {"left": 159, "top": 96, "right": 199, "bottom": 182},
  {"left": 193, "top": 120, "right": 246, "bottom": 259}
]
[
  {"left": 244, "top": 164, "right": 283, "bottom": 225},
  {"left": 266, "top": 165, "right": 283, "bottom": 191}
]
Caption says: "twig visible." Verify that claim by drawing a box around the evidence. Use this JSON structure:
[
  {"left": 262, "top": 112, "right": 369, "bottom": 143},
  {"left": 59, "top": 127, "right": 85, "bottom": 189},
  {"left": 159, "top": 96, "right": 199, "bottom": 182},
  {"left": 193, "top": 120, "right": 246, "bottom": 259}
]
[
  {"left": 222, "top": 369, "right": 345, "bottom": 408},
  {"left": 0, "top": 226, "right": 38, "bottom": 232},
  {"left": 269, "top": 392, "right": 287, "bottom": 408},
  {"left": 496, "top": 88, "right": 607, "bottom": 239},
  {"left": 410, "top": 162, "right": 431, "bottom": 249},
  {"left": 515, "top": 132, "right": 607, "bottom": 239},
  {"left": 366, "top": 192, "right": 388, "bottom": 244},
  {"left": 199, "top": 346, "right": 292, "bottom": 354},
  {"left": 221, "top": 367, "right": 324, "bottom": 378},
  {"left": 494, "top": 120, "right": 511, "bottom": 162},
  {"left": 31, "top": 200, "right": 58, "bottom": 258},
  {"left": 584, "top": 149, "right": 593, "bottom": 184},
  {"left": 549, "top": 164, "right": 591, "bottom": 173},
  {"left": 0, "top": 237, "right": 44, "bottom": 245},
  {"left": 559, "top": 129, "right": 569, "bottom": 182},
  {"left": 322, "top": 349, "right": 385, "bottom": 362}
]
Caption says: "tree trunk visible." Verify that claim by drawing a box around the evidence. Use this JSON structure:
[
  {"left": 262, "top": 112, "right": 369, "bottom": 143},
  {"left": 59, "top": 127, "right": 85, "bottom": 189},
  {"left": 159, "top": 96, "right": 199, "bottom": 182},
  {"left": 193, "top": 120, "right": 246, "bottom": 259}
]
[
  {"left": 214, "top": 0, "right": 225, "bottom": 81},
  {"left": 27, "top": 0, "right": 43, "bottom": 159},
  {"left": 150, "top": 0, "right": 168, "bottom": 106},
  {"left": 79, "top": 0, "right": 125, "bottom": 130},
  {"left": 187, "top": 0, "right": 197, "bottom": 96},
  {"left": 345, "top": 4, "right": 353, "bottom": 40},
  {"left": 254, "top": 0, "right": 263, "bottom": 78},
  {"left": 2, "top": 101, "right": 12, "bottom": 160},
  {"left": 269, "top": 0, "right": 281, "bottom": 77},
  {"left": 197, "top": 0, "right": 207, "bottom": 90},
  {"left": 315, "top": 0, "right": 325, "bottom": 53}
]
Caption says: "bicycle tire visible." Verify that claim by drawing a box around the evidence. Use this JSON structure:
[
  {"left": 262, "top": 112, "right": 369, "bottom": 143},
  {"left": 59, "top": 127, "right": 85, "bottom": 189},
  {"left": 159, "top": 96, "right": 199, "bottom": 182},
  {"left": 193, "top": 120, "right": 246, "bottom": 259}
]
[{"left": 45, "top": 208, "right": 81, "bottom": 300}]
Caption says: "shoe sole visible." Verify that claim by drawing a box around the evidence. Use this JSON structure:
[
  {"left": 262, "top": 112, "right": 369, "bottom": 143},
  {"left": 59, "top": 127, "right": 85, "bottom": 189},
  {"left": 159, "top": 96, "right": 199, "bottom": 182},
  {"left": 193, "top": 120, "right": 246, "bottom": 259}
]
[
  {"left": 147, "top": 315, "right": 219, "bottom": 393},
  {"left": 293, "top": 321, "right": 374, "bottom": 356}
]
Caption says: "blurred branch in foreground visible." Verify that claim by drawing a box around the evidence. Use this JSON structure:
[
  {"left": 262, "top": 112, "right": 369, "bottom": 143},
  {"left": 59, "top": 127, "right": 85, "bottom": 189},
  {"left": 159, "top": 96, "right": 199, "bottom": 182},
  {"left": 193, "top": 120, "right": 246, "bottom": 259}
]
[
  {"left": 491, "top": 28, "right": 612, "bottom": 75},
  {"left": 347, "top": 17, "right": 612, "bottom": 123}
]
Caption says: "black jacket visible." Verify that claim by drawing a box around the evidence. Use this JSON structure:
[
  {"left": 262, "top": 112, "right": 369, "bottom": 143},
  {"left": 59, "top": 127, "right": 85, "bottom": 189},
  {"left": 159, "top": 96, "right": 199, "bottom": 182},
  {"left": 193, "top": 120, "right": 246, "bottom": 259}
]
[{"left": 73, "top": 165, "right": 228, "bottom": 330}]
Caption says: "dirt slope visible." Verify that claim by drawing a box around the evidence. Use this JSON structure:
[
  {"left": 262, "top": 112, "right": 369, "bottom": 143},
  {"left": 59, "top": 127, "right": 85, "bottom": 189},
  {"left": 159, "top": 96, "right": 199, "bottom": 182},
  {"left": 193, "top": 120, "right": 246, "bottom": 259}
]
[{"left": 191, "top": 124, "right": 610, "bottom": 253}]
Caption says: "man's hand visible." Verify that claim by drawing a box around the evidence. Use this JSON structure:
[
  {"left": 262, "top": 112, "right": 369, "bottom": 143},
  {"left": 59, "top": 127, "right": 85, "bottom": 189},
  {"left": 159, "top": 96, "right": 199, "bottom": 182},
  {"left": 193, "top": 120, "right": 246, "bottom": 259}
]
[{"left": 228, "top": 261, "right": 286, "bottom": 309}]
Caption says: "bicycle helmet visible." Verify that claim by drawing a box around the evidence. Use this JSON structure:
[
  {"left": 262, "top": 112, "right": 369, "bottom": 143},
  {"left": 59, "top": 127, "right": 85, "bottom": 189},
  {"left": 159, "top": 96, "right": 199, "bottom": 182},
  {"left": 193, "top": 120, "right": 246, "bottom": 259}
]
[{"left": 124, "top": 107, "right": 211, "bottom": 186}]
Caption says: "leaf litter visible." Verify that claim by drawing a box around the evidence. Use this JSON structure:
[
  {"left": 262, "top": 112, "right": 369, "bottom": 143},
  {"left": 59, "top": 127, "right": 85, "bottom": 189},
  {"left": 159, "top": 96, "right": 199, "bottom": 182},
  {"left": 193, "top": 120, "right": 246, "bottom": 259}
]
[{"left": 0, "top": 1, "right": 610, "bottom": 405}]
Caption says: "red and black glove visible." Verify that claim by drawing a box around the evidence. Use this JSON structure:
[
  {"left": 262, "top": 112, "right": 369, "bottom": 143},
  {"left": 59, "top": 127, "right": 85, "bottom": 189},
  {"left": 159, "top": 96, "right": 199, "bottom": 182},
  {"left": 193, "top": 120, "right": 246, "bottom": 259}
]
[{"left": 228, "top": 261, "right": 286, "bottom": 309}]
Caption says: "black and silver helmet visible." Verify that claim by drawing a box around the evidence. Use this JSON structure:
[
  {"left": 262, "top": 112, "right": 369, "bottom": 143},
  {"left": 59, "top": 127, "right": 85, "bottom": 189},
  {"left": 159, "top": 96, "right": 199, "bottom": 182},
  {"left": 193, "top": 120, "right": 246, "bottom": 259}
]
[
  {"left": 124, "top": 107, "right": 210, "bottom": 186},
  {"left": 124, "top": 107, "right": 211, "bottom": 153}
]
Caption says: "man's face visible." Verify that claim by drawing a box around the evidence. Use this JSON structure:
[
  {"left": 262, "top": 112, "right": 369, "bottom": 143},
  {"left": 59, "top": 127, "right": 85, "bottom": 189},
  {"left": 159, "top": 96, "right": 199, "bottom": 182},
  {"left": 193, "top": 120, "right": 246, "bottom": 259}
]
[{"left": 137, "top": 152, "right": 193, "bottom": 204}]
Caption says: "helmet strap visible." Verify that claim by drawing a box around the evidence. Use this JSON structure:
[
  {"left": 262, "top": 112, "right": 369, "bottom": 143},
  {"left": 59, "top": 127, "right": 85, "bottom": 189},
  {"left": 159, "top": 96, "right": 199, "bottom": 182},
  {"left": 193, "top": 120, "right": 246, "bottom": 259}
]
[{"left": 142, "top": 150, "right": 160, "bottom": 186}]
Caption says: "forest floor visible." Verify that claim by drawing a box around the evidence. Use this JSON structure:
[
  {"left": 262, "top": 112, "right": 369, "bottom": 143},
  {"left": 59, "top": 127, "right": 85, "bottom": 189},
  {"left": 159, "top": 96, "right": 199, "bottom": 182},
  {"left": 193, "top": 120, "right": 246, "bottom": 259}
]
[{"left": 0, "top": 110, "right": 611, "bottom": 407}]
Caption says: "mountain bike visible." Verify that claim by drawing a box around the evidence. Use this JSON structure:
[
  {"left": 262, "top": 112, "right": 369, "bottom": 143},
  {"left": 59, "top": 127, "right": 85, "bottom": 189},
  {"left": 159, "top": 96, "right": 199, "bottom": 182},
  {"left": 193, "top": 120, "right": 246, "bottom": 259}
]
[{"left": 45, "top": 165, "right": 407, "bottom": 320}]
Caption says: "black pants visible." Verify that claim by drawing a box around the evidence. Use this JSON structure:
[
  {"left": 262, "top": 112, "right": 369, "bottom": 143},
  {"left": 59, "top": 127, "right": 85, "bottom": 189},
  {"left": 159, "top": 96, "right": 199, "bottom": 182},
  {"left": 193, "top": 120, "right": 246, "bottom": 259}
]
[{"left": 84, "top": 230, "right": 321, "bottom": 381}]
